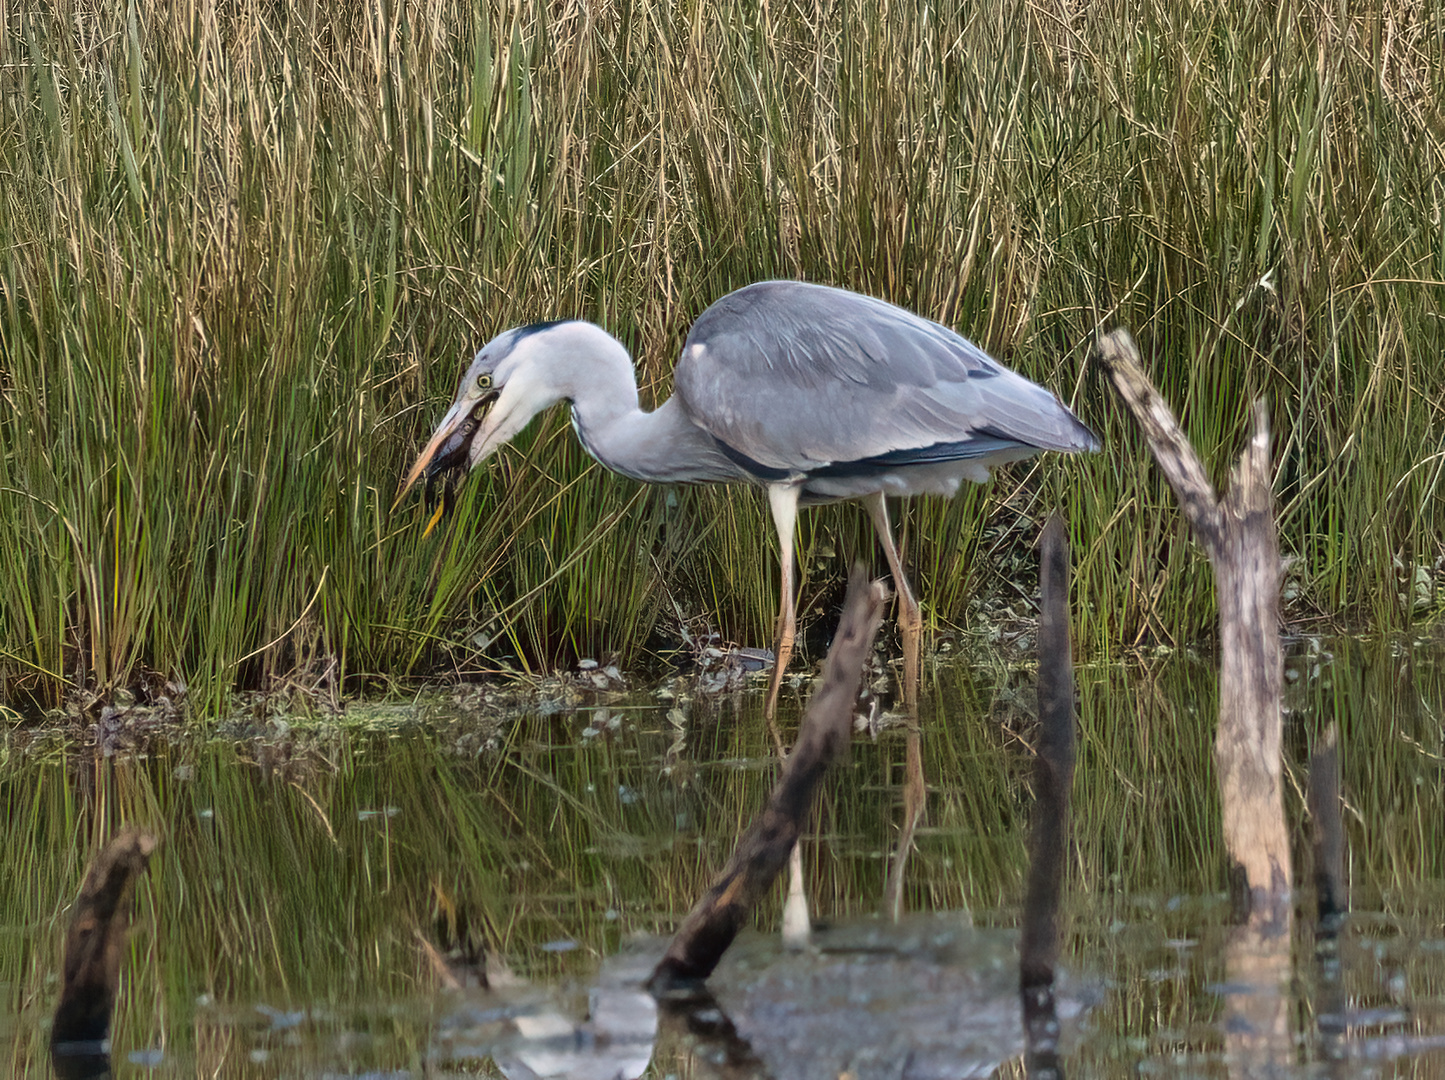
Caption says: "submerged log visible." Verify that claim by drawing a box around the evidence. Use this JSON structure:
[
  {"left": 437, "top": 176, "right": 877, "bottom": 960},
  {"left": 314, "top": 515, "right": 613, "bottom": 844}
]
[
  {"left": 51, "top": 826, "right": 158, "bottom": 1080},
  {"left": 649, "top": 567, "right": 888, "bottom": 992},
  {"left": 1097, "top": 329, "right": 1290, "bottom": 926}
]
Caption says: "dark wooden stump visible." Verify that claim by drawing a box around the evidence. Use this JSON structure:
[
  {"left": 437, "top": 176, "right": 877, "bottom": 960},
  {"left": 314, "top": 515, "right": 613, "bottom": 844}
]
[
  {"left": 1308, "top": 723, "right": 1349, "bottom": 1045},
  {"left": 1308, "top": 723, "right": 1347, "bottom": 931},
  {"left": 51, "top": 827, "right": 157, "bottom": 1080},
  {"left": 1020, "top": 512, "right": 1076, "bottom": 1080}
]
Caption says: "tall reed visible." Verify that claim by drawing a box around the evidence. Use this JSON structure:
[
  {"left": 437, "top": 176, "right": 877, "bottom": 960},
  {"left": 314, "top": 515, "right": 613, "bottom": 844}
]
[{"left": 2, "top": 0, "right": 1442, "bottom": 705}]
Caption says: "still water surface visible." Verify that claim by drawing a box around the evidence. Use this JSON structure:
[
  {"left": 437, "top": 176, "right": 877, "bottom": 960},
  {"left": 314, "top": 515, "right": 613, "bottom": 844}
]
[{"left": 3, "top": 636, "right": 1444, "bottom": 1076}]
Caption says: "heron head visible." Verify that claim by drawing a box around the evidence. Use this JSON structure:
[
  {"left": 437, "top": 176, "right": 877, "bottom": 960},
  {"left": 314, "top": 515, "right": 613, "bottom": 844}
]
[{"left": 395, "top": 324, "right": 577, "bottom": 517}]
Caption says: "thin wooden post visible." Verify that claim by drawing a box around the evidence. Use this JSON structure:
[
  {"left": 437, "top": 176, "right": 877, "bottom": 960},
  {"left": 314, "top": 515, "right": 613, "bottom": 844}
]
[{"left": 1021, "top": 512, "right": 1076, "bottom": 1079}]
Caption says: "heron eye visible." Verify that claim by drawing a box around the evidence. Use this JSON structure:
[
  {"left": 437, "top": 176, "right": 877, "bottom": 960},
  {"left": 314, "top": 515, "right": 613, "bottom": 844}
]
[{"left": 476, "top": 373, "right": 493, "bottom": 391}]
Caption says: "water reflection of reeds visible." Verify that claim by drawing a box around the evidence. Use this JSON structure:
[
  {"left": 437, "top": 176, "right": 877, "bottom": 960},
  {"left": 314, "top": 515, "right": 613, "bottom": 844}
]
[{"left": 3, "top": 638, "right": 1444, "bottom": 1072}]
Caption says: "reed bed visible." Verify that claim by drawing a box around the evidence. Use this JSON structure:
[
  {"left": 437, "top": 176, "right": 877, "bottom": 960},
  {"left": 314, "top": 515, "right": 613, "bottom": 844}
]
[{"left": 2, "top": 0, "right": 1443, "bottom": 707}]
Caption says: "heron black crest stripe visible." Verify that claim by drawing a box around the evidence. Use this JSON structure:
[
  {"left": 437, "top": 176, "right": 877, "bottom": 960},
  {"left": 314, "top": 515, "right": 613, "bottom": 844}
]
[{"left": 509, "top": 320, "right": 571, "bottom": 347}]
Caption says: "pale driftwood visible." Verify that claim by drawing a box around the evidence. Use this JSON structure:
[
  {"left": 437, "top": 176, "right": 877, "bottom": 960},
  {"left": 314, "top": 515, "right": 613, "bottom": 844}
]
[
  {"left": 1097, "top": 329, "right": 1290, "bottom": 924},
  {"left": 1220, "top": 925, "right": 1293, "bottom": 1074},
  {"left": 649, "top": 567, "right": 888, "bottom": 991},
  {"left": 1020, "top": 512, "right": 1076, "bottom": 1078}
]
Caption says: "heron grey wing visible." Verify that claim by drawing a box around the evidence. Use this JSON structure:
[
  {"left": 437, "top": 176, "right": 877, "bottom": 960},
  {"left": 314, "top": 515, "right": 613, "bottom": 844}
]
[{"left": 672, "top": 281, "right": 1096, "bottom": 474}]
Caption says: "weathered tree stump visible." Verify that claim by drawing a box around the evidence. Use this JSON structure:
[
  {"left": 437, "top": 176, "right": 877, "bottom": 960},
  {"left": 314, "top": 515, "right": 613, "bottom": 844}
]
[{"left": 1097, "top": 329, "right": 1290, "bottom": 926}]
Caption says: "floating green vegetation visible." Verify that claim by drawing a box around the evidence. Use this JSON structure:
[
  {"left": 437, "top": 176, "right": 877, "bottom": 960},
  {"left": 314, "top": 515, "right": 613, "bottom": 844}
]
[{"left": 2, "top": 1, "right": 1443, "bottom": 705}]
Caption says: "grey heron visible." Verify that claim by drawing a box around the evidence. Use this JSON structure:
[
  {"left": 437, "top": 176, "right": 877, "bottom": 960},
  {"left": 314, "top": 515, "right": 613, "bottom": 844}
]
[{"left": 398, "top": 280, "right": 1098, "bottom": 717}]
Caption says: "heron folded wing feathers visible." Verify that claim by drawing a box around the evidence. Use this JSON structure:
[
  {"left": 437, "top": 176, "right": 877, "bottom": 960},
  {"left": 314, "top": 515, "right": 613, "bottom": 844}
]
[{"left": 674, "top": 281, "right": 1095, "bottom": 477}]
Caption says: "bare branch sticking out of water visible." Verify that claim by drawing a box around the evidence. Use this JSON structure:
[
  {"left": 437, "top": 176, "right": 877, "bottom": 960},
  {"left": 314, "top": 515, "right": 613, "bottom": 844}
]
[
  {"left": 1097, "top": 328, "right": 1290, "bottom": 927},
  {"left": 51, "top": 827, "right": 158, "bottom": 1080},
  {"left": 648, "top": 566, "right": 889, "bottom": 993}
]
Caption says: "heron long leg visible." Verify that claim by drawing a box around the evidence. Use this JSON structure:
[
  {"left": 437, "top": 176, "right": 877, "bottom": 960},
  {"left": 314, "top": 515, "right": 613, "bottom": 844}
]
[
  {"left": 781, "top": 841, "right": 810, "bottom": 948},
  {"left": 867, "top": 492, "right": 927, "bottom": 922},
  {"left": 761, "top": 482, "right": 812, "bottom": 946},
  {"left": 763, "top": 481, "right": 802, "bottom": 724},
  {"left": 864, "top": 492, "right": 922, "bottom": 712}
]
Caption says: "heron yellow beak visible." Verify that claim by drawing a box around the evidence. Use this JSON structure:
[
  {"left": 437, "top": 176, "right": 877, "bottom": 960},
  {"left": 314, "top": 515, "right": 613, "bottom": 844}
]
[
  {"left": 422, "top": 500, "right": 447, "bottom": 538},
  {"left": 393, "top": 394, "right": 493, "bottom": 513}
]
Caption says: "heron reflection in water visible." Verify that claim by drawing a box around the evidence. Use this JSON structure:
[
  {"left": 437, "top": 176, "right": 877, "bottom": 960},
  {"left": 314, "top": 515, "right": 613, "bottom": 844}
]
[{"left": 398, "top": 280, "right": 1097, "bottom": 718}]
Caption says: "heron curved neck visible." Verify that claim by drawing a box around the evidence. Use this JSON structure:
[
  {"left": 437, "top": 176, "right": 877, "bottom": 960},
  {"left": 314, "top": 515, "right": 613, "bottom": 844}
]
[
  {"left": 572, "top": 396, "right": 737, "bottom": 484},
  {"left": 559, "top": 330, "right": 740, "bottom": 485}
]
